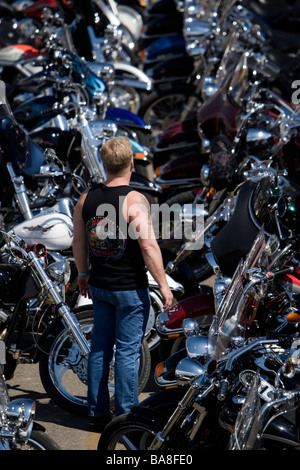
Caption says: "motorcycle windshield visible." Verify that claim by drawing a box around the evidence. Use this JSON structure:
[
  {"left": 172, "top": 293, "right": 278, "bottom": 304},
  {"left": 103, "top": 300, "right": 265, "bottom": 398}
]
[
  {"left": 227, "top": 51, "right": 249, "bottom": 108},
  {"left": 216, "top": 31, "right": 244, "bottom": 84},
  {"left": 230, "top": 373, "right": 262, "bottom": 450},
  {"left": 215, "top": 31, "right": 250, "bottom": 106},
  {"left": 208, "top": 227, "right": 266, "bottom": 360}
]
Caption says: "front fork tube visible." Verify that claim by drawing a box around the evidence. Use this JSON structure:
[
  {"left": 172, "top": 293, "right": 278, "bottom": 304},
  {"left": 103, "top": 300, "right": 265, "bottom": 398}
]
[
  {"left": 148, "top": 382, "right": 215, "bottom": 450},
  {"left": 27, "top": 251, "right": 90, "bottom": 357}
]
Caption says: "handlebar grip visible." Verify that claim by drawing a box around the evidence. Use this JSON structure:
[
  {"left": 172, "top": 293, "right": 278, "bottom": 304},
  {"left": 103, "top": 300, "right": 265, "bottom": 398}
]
[
  {"left": 31, "top": 172, "right": 66, "bottom": 180},
  {"left": 269, "top": 266, "right": 294, "bottom": 279},
  {"left": 218, "top": 378, "right": 229, "bottom": 401}
]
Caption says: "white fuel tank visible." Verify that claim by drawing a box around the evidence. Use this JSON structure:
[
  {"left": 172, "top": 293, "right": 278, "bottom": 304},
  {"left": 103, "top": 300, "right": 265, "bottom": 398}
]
[{"left": 11, "top": 200, "right": 73, "bottom": 251}]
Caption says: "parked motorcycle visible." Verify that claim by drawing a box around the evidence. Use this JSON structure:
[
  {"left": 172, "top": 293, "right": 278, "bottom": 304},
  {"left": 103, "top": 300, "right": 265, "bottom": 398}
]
[
  {"left": 229, "top": 368, "right": 300, "bottom": 450},
  {"left": 0, "top": 339, "right": 61, "bottom": 449},
  {"left": 97, "top": 226, "right": 300, "bottom": 450},
  {"left": 155, "top": 163, "right": 300, "bottom": 359},
  {"left": 0, "top": 228, "right": 153, "bottom": 417}
]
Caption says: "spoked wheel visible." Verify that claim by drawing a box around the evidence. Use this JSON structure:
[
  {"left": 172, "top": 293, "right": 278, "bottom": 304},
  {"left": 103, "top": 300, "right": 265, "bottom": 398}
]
[
  {"left": 39, "top": 309, "right": 151, "bottom": 416},
  {"left": 139, "top": 87, "right": 193, "bottom": 145},
  {"left": 97, "top": 411, "right": 193, "bottom": 451},
  {"left": 98, "top": 412, "right": 168, "bottom": 450}
]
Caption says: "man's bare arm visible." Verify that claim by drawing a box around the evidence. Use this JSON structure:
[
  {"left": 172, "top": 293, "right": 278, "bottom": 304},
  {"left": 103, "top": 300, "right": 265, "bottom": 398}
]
[{"left": 125, "top": 192, "right": 173, "bottom": 309}]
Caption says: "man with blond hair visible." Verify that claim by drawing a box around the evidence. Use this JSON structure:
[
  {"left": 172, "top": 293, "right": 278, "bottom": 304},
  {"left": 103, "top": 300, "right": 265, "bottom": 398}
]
[{"left": 72, "top": 136, "right": 173, "bottom": 432}]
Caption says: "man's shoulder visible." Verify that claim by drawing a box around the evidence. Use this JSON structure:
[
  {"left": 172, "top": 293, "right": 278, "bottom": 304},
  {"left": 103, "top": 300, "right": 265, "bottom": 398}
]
[{"left": 126, "top": 190, "right": 149, "bottom": 205}]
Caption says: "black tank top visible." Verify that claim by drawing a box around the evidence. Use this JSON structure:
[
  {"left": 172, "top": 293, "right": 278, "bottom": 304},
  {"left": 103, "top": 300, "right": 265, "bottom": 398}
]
[{"left": 82, "top": 183, "right": 148, "bottom": 290}]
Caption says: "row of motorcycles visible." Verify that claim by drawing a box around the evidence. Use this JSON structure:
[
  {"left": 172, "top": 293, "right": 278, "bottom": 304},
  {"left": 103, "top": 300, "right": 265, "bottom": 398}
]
[
  {"left": 0, "top": 0, "right": 164, "bottom": 450},
  {"left": 0, "top": 0, "right": 299, "bottom": 451},
  {"left": 97, "top": 0, "right": 300, "bottom": 452}
]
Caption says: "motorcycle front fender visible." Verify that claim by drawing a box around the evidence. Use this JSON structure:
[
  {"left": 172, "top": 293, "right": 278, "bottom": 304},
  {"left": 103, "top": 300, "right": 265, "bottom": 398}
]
[
  {"left": 138, "top": 387, "right": 187, "bottom": 416},
  {"left": 130, "top": 403, "right": 176, "bottom": 424},
  {"left": 142, "top": 34, "right": 186, "bottom": 63},
  {"left": 114, "top": 63, "right": 152, "bottom": 91},
  {"left": 263, "top": 415, "right": 299, "bottom": 447},
  {"left": 34, "top": 306, "right": 93, "bottom": 362},
  {"left": 105, "top": 107, "right": 151, "bottom": 131}
]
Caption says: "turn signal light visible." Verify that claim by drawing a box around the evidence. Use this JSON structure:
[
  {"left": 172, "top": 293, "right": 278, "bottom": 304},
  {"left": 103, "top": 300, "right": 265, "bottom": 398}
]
[
  {"left": 134, "top": 153, "right": 146, "bottom": 160},
  {"left": 154, "top": 361, "right": 165, "bottom": 379},
  {"left": 286, "top": 311, "right": 300, "bottom": 323},
  {"left": 138, "top": 49, "right": 147, "bottom": 61}
]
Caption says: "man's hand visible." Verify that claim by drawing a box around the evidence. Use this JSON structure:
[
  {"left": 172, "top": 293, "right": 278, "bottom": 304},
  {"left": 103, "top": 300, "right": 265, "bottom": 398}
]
[{"left": 78, "top": 275, "right": 91, "bottom": 298}]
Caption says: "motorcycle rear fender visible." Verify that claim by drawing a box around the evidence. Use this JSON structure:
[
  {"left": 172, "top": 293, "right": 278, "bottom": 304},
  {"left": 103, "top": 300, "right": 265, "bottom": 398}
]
[
  {"left": 156, "top": 293, "right": 215, "bottom": 337},
  {"left": 130, "top": 138, "right": 151, "bottom": 163},
  {"left": 22, "top": 0, "right": 57, "bottom": 19},
  {"left": 147, "top": 271, "right": 184, "bottom": 294}
]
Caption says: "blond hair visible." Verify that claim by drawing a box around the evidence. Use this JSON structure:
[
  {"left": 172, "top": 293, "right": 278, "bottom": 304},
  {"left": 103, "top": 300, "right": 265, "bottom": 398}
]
[{"left": 100, "top": 136, "right": 133, "bottom": 175}]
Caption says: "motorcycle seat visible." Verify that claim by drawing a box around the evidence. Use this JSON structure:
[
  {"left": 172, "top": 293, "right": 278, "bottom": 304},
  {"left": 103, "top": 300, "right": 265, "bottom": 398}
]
[{"left": 210, "top": 181, "right": 259, "bottom": 277}]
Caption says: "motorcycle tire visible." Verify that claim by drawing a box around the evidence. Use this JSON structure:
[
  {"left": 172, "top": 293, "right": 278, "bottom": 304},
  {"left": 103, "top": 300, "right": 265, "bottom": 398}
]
[
  {"left": 39, "top": 309, "right": 151, "bottom": 416},
  {"left": 97, "top": 409, "right": 193, "bottom": 451},
  {"left": 14, "top": 429, "right": 61, "bottom": 450}
]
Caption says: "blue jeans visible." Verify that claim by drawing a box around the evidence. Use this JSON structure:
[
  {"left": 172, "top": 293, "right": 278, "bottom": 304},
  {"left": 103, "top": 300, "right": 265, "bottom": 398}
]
[{"left": 88, "top": 285, "right": 150, "bottom": 417}]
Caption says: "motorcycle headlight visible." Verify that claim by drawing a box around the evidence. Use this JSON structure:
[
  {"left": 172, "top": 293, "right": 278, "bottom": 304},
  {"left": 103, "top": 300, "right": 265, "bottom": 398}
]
[
  {"left": 185, "top": 334, "right": 213, "bottom": 362},
  {"left": 183, "top": 318, "right": 200, "bottom": 337},
  {"left": 6, "top": 398, "right": 36, "bottom": 440},
  {"left": 47, "top": 259, "right": 71, "bottom": 285},
  {"left": 175, "top": 357, "right": 205, "bottom": 385}
]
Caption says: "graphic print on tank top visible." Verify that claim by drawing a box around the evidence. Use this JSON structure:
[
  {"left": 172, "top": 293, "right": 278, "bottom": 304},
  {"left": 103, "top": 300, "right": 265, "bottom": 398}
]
[{"left": 86, "top": 215, "right": 127, "bottom": 260}]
